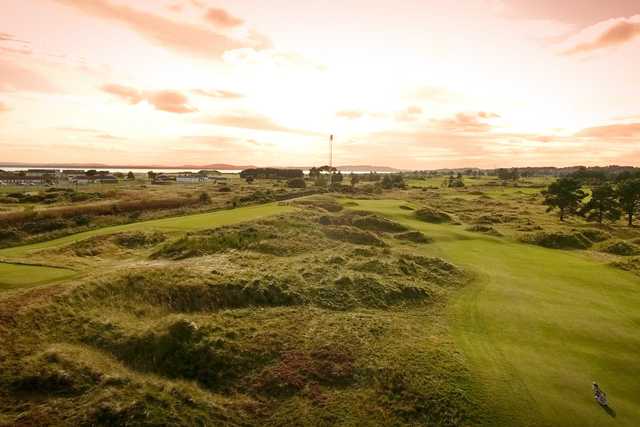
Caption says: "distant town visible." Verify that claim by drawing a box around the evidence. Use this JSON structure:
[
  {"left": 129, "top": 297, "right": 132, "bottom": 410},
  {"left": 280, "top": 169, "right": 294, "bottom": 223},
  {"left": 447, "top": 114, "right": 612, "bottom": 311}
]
[{"left": 0, "top": 168, "right": 229, "bottom": 186}]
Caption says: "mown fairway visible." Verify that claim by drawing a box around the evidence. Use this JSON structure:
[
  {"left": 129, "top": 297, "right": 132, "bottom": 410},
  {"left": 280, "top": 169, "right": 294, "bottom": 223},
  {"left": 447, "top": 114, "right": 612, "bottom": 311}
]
[
  {"left": 0, "top": 262, "right": 77, "bottom": 291},
  {"left": 0, "top": 202, "right": 294, "bottom": 290},
  {"left": 344, "top": 198, "right": 640, "bottom": 427}
]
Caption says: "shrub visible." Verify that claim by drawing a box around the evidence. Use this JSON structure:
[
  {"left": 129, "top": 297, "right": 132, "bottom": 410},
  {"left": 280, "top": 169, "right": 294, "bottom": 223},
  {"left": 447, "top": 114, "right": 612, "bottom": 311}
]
[
  {"left": 287, "top": 178, "right": 306, "bottom": 189},
  {"left": 520, "top": 231, "right": 592, "bottom": 250},
  {"left": 599, "top": 240, "right": 640, "bottom": 256},
  {"left": 198, "top": 192, "right": 211, "bottom": 204},
  {"left": 394, "top": 231, "right": 431, "bottom": 243},
  {"left": 466, "top": 225, "right": 502, "bottom": 236}
]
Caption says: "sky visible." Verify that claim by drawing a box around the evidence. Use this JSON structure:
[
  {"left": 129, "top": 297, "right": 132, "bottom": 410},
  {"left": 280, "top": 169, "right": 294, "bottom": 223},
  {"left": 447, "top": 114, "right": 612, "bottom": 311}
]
[{"left": 1, "top": 0, "right": 639, "bottom": 169}]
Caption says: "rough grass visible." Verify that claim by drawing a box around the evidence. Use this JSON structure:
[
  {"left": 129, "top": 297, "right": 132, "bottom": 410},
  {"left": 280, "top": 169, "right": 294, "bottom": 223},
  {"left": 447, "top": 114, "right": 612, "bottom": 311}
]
[{"left": 415, "top": 206, "right": 453, "bottom": 223}]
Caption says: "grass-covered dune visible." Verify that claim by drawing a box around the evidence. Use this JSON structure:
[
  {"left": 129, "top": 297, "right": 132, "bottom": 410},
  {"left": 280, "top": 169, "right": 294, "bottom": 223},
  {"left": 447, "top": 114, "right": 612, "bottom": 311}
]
[{"left": 0, "top": 202, "right": 480, "bottom": 426}]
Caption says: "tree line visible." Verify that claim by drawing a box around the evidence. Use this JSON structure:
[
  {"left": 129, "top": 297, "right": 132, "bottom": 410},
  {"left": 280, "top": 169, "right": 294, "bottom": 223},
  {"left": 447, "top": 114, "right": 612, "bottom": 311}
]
[{"left": 542, "top": 171, "right": 640, "bottom": 226}]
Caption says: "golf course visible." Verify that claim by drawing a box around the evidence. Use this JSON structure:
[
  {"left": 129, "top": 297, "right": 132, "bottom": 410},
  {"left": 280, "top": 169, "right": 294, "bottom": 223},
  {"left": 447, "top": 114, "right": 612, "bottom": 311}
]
[{"left": 343, "top": 198, "right": 640, "bottom": 426}]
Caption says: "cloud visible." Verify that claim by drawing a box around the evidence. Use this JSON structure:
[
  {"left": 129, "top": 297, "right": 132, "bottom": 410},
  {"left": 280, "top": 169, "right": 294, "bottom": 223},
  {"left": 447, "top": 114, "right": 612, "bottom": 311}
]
[
  {"left": 0, "top": 59, "right": 56, "bottom": 93},
  {"left": 101, "top": 84, "right": 197, "bottom": 113},
  {"left": 0, "top": 32, "right": 29, "bottom": 44},
  {"left": 563, "top": 16, "right": 640, "bottom": 55},
  {"left": 53, "top": 0, "right": 269, "bottom": 59},
  {"left": 204, "top": 8, "right": 244, "bottom": 28},
  {"left": 432, "top": 112, "right": 499, "bottom": 133},
  {"left": 0, "top": 102, "right": 10, "bottom": 112},
  {"left": 101, "top": 83, "right": 143, "bottom": 104},
  {"left": 192, "top": 88, "right": 243, "bottom": 99},
  {"left": 575, "top": 123, "right": 640, "bottom": 138},
  {"left": 336, "top": 110, "right": 364, "bottom": 120},
  {"left": 395, "top": 105, "right": 423, "bottom": 122},
  {"left": 199, "top": 112, "right": 320, "bottom": 135}
]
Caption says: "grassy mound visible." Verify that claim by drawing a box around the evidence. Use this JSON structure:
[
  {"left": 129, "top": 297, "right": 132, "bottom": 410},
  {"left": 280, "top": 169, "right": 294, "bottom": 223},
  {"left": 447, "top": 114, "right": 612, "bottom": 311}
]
[
  {"left": 415, "top": 207, "right": 452, "bottom": 223},
  {"left": 599, "top": 240, "right": 640, "bottom": 256},
  {"left": 519, "top": 230, "right": 593, "bottom": 250},
  {"left": 155, "top": 216, "right": 327, "bottom": 259},
  {"left": 351, "top": 214, "right": 409, "bottom": 233},
  {"left": 294, "top": 196, "right": 343, "bottom": 212},
  {"left": 394, "top": 231, "right": 432, "bottom": 243},
  {"left": 323, "top": 226, "right": 386, "bottom": 246}
]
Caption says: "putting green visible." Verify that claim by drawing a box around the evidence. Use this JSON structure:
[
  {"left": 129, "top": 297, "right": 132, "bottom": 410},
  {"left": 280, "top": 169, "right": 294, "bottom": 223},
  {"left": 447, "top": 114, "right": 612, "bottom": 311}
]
[
  {"left": 0, "top": 262, "right": 77, "bottom": 291},
  {"left": 344, "top": 198, "right": 640, "bottom": 427}
]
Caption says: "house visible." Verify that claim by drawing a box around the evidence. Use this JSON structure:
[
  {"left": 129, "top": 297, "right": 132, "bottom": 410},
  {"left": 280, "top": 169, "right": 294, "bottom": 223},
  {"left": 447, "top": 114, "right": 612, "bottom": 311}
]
[
  {"left": 176, "top": 175, "right": 206, "bottom": 184},
  {"left": 72, "top": 176, "right": 91, "bottom": 185},
  {"left": 152, "top": 174, "right": 174, "bottom": 185}
]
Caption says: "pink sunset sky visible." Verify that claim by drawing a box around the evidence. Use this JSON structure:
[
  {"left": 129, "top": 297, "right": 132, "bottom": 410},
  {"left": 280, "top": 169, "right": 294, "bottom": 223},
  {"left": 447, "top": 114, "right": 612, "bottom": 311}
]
[{"left": 1, "top": 0, "right": 639, "bottom": 169}]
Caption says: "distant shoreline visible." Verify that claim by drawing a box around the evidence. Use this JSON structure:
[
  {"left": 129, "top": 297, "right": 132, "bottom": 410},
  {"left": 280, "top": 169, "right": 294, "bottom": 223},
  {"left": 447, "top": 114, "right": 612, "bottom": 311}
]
[{"left": 0, "top": 163, "right": 401, "bottom": 172}]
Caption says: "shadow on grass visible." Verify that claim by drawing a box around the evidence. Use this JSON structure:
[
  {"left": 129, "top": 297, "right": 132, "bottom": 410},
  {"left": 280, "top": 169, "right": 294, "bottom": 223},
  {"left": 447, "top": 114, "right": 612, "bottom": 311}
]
[{"left": 600, "top": 404, "right": 616, "bottom": 418}]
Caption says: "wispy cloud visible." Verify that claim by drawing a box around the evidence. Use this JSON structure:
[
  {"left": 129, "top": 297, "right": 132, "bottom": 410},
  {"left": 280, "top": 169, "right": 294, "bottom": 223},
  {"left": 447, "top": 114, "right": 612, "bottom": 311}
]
[
  {"left": 204, "top": 8, "right": 244, "bottom": 28},
  {"left": 101, "top": 84, "right": 197, "bottom": 113},
  {"left": 563, "top": 15, "right": 640, "bottom": 55},
  {"left": 575, "top": 123, "right": 640, "bottom": 138},
  {"left": 336, "top": 110, "right": 364, "bottom": 120},
  {"left": 0, "top": 101, "right": 11, "bottom": 113},
  {"left": 53, "top": 0, "right": 269, "bottom": 59},
  {"left": 431, "top": 112, "right": 500, "bottom": 133},
  {"left": 199, "top": 112, "right": 321, "bottom": 135},
  {"left": 0, "top": 59, "right": 57, "bottom": 93},
  {"left": 192, "top": 88, "right": 243, "bottom": 99}
]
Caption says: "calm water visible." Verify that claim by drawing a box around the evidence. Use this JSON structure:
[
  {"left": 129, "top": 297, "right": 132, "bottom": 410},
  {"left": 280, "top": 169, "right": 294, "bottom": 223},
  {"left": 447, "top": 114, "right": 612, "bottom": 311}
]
[{"left": 1, "top": 167, "right": 390, "bottom": 174}]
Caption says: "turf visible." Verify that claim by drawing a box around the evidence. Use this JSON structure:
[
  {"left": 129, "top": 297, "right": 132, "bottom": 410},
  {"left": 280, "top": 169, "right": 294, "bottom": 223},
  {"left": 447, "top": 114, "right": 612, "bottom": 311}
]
[
  {"left": 342, "top": 198, "right": 640, "bottom": 427},
  {"left": 0, "top": 262, "right": 76, "bottom": 291}
]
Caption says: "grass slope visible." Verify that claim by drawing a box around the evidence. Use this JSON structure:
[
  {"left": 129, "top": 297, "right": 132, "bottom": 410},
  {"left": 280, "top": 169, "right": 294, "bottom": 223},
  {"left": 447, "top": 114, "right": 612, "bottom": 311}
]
[{"left": 344, "top": 198, "right": 640, "bottom": 427}]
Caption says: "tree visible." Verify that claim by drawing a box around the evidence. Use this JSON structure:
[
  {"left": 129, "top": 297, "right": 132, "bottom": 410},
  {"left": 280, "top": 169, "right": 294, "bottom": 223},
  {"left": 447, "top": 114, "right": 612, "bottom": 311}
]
[
  {"left": 542, "top": 177, "right": 586, "bottom": 221},
  {"left": 147, "top": 171, "right": 156, "bottom": 180},
  {"left": 579, "top": 183, "right": 621, "bottom": 223},
  {"left": 126, "top": 171, "right": 135, "bottom": 180},
  {"left": 350, "top": 173, "right": 360, "bottom": 187},
  {"left": 309, "top": 167, "right": 320, "bottom": 179},
  {"left": 331, "top": 171, "right": 343, "bottom": 184},
  {"left": 617, "top": 178, "right": 640, "bottom": 226}
]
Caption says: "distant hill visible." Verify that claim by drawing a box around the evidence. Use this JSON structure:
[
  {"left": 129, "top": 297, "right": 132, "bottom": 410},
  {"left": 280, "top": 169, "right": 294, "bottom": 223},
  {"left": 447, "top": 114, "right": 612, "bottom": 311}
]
[{"left": 0, "top": 162, "right": 401, "bottom": 172}]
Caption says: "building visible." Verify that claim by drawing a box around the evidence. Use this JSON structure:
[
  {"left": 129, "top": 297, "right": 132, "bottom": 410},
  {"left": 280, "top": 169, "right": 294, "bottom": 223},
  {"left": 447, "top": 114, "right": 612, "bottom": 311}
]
[
  {"left": 0, "top": 172, "right": 46, "bottom": 185},
  {"left": 94, "top": 174, "right": 118, "bottom": 184},
  {"left": 26, "top": 169, "right": 60, "bottom": 177},
  {"left": 176, "top": 175, "right": 206, "bottom": 184}
]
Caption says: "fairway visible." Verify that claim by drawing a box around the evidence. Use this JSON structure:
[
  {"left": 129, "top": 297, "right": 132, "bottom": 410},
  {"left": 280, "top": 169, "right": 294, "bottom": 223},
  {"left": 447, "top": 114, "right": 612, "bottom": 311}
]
[
  {"left": 344, "top": 198, "right": 640, "bottom": 427},
  {"left": 0, "top": 202, "right": 295, "bottom": 259},
  {"left": 0, "top": 262, "right": 77, "bottom": 291},
  {"left": 0, "top": 202, "right": 295, "bottom": 291}
]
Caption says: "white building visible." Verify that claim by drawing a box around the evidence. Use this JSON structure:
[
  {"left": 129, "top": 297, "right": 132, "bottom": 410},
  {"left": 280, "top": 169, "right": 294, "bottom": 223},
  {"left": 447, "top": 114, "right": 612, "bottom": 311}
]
[{"left": 176, "top": 175, "right": 206, "bottom": 184}]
